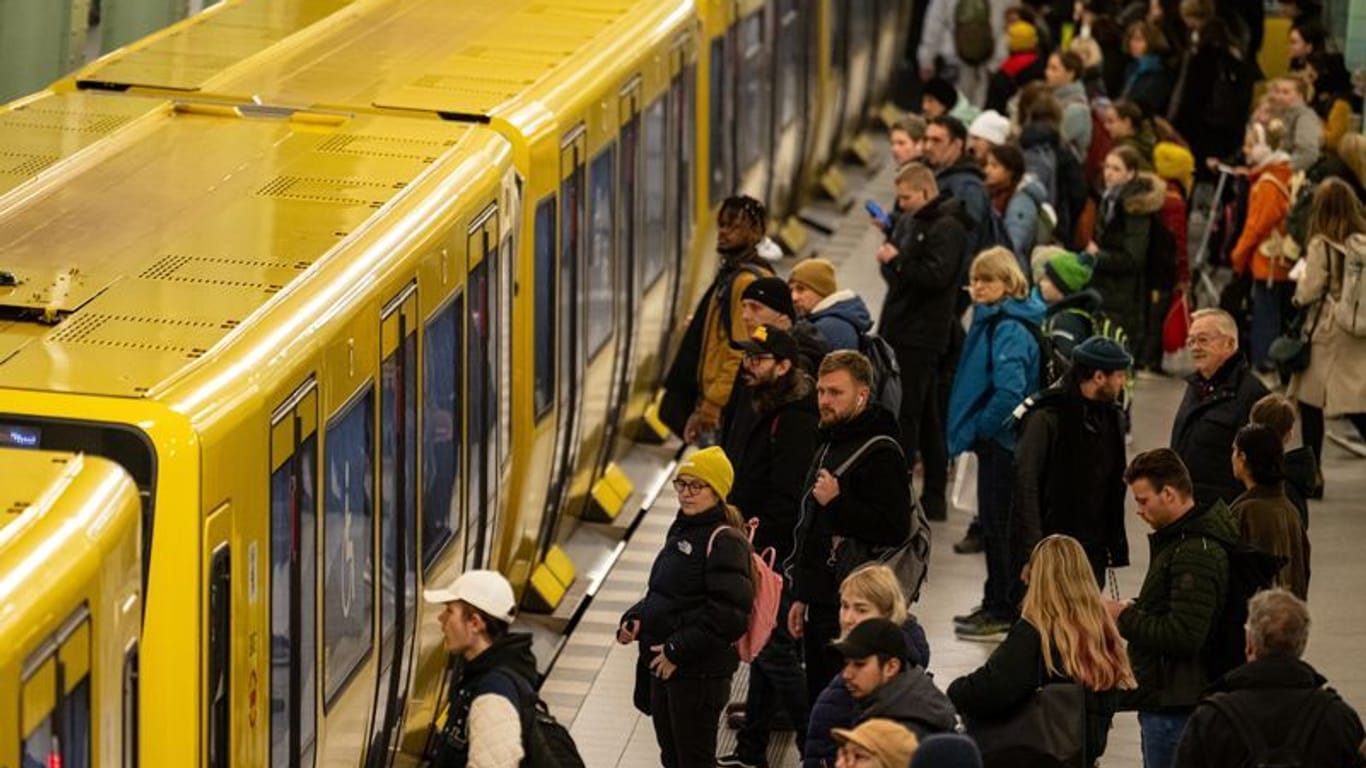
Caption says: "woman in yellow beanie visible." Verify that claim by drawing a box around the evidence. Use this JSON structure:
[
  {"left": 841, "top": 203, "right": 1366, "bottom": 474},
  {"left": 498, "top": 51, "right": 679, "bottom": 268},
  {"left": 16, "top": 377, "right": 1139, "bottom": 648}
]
[
  {"left": 618, "top": 446, "right": 755, "bottom": 767},
  {"left": 985, "top": 20, "right": 1044, "bottom": 113}
]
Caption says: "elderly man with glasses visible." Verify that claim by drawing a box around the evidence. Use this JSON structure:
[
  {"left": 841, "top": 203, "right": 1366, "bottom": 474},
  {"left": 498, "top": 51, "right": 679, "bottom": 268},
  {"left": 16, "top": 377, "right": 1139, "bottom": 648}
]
[{"left": 1169, "top": 309, "right": 1269, "bottom": 508}]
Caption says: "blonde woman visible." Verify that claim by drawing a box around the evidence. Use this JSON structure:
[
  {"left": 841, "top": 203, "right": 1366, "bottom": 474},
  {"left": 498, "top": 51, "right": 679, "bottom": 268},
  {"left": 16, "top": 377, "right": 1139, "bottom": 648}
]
[
  {"left": 802, "top": 564, "right": 947, "bottom": 768},
  {"left": 947, "top": 247, "right": 1046, "bottom": 642},
  {"left": 948, "top": 535, "right": 1136, "bottom": 765}
]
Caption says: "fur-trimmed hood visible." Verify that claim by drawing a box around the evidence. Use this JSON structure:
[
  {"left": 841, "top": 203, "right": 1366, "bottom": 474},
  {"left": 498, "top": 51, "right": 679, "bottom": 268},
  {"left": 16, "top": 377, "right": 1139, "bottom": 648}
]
[{"left": 1121, "top": 172, "right": 1167, "bottom": 215}]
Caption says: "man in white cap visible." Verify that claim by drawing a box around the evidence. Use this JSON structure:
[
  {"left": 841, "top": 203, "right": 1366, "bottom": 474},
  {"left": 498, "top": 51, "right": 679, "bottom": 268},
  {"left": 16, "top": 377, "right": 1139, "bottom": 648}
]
[
  {"left": 967, "top": 110, "right": 1011, "bottom": 165},
  {"left": 426, "top": 570, "right": 538, "bottom": 768}
]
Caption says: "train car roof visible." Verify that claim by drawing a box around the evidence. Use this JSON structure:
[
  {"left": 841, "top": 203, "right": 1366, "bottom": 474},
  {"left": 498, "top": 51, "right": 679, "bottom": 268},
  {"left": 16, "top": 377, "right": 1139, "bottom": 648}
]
[
  {"left": 0, "top": 90, "right": 498, "bottom": 398},
  {"left": 72, "top": 0, "right": 694, "bottom": 127}
]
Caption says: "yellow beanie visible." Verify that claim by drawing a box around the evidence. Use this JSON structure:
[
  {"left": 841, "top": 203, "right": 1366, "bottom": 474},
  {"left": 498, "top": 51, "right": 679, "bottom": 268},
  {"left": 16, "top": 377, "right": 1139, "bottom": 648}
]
[
  {"left": 789, "top": 257, "right": 837, "bottom": 297},
  {"left": 1153, "top": 141, "right": 1195, "bottom": 196},
  {"left": 676, "top": 446, "right": 734, "bottom": 498},
  {"left": 1008, "top": 21, "right": 1038, "bottom": 53}
]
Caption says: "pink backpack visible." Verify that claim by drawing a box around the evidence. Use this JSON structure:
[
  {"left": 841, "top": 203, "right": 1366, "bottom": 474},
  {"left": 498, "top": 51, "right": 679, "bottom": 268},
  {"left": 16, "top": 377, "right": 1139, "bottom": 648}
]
[{"left": 708, "top": 519, "right": 783, "bottom": 663}]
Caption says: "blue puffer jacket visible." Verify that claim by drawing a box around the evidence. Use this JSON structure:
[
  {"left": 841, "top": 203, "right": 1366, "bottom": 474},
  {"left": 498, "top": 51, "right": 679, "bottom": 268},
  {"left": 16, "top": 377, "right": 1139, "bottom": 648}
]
[
  {"left": 807, "top": 290, "right": 873, "bottom": 351},
  {"left": 947, "top": 293, "right": 1045, "bottom": 455},
  {"left": 802, "top": 618, "right": 931, "bottom": 768},
  {"left": 1003, "top": 174, "right": 1049, "bottom": 269}
]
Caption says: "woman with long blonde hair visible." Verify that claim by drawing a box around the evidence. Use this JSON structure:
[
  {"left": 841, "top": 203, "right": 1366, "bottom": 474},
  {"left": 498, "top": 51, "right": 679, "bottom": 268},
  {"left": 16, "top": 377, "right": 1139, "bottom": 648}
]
[{"left": 948, "top": 535, "right": 1135, "bottom": 765}]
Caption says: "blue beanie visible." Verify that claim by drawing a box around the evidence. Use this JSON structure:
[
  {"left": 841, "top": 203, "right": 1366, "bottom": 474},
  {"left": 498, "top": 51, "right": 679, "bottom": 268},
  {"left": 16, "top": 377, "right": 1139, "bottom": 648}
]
[{"left": 909, "top": 734, "right": 983, "bottom": 768}]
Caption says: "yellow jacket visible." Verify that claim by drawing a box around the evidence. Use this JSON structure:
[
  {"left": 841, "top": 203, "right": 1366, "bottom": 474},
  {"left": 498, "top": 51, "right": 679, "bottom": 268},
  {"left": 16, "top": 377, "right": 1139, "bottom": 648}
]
[{"left": 695, "top": 254, "right": 773, "bottom": 422}]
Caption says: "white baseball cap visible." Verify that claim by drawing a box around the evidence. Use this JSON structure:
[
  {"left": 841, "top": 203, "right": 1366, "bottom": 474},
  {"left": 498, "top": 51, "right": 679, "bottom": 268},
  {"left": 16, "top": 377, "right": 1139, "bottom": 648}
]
[
  {"left": 968, "top": 110, "right": 1012, "bottom": 147},
  {"left": 423, "top": 569, "right": 517, "bottom": 623}
]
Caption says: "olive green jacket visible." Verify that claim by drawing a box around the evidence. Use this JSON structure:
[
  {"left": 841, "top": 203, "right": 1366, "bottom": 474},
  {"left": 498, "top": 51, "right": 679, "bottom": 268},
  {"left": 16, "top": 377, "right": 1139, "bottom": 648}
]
[{"left": 1117, "top": 501, "right": 1234, "bottom": 711}]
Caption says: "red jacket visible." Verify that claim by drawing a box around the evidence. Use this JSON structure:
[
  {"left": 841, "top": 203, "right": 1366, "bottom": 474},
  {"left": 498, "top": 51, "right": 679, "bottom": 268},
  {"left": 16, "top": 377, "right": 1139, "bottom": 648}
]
[
  {"left": 1160, "top": 180, "right": 1190, "bottom": 285},
  {"left": 1231, "top": 162, "right": 1294, "bottom": 283}
]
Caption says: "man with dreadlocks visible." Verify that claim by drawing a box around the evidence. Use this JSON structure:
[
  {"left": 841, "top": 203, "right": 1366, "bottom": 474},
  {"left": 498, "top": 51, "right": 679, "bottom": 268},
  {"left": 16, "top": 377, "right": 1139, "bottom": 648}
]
[{"left": 662, "top": 195, "right": 776, "bottom": 444}]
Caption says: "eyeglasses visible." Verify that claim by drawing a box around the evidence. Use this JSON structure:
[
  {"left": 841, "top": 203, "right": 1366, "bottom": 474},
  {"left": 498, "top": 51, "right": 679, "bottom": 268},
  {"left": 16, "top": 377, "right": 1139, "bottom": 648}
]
[
  {"left": 672, "top": 479, "right": 710, "bottom": 495},
  {"left": 743, "top": 353, "right": 775, "bottom": 363},
  {"left": 1186, "top": 333, "right": 1226, "bottom": 348}
]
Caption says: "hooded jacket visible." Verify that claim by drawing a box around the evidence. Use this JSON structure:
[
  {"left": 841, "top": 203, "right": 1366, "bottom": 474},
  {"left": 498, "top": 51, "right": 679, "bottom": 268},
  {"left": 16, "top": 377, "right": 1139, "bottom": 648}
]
[
  {"left": 947, "top": 293, "right": 1047, "bottom": 455},
  {"left": 859, "top": 665, "right": 959, "bottom": 739},
  {"left": 723, "top": 372, "right": 821, "bottom": 564},
  {"left": 1022, "top": 121, "right": 1087, "bottom": 247},
  {"left": 808, "top": 290, "right": 873, "bottom": 351},
  {"left": 786, "top": 405, "right": 910, "bottom": 607},
  {"left": 1043, "top": 288, "right": 1104, "bottom": 360},
  {"left": 1054, "top": 80, "right": 1093, "bottom": 159},
  {"left": 1171, "top": 356, "right": 1270, "bottom": 508},
  {"left": 624, "top": 504, "right": 754, "bottom": 678},
  {"left": 937, "top": 158, "right": 997, "bottom": 284},
  {"left": 1230, "top": 484, "right": 1310, "bottom": 599},
  {"left": 431, "top": 633, "right": 540, "bottom": 768},
  {"left": 879, "top": 192, "right": 967, "bottom": 353},
  {"left": 949, "top": 620, "right": 1122, "bottom": 763},
  {"left": 1231, "top": 159, "right": 1294, "bottom": 283},
  {"left": 1174, "top": 656, "right": 1366, "bottom": 768},
  {"left": 1003, "top": 174, "right": 1051, "bottom": 266},
  {"left": 1092, "top": 172, "right": 1165, "bottom": 342},
  {"left": 1010, "top": 380, "right": 1130, "bottom": 576},
  {"left": 1117, "top": 501, "right": 1236, "bottom": 711}
]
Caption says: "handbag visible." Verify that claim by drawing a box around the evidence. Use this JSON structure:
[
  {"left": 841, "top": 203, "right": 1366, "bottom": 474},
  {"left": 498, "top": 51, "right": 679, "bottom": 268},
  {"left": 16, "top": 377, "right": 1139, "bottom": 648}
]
[
  {"left": 963, "top": 669, "right": 1088, "bottom": 768},
  {"left": 1161, "top": 289, "right": 1191, "bottom": 354},
  {"left": 1268, "top": 300, "right": 1324, "bottom": 375}
]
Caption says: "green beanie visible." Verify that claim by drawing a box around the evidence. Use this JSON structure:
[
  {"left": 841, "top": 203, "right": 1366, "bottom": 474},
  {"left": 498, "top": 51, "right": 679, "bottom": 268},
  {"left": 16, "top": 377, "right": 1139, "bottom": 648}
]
[{"left": 1043, "top": 251, "right": 1095, "bottom": 295}]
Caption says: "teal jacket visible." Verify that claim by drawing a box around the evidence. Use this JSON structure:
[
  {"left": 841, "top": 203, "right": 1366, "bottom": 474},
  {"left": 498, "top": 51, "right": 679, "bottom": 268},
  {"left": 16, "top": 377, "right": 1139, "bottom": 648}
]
[{"left": 947, "top": 293, "right": 1046, "bottom": 455}]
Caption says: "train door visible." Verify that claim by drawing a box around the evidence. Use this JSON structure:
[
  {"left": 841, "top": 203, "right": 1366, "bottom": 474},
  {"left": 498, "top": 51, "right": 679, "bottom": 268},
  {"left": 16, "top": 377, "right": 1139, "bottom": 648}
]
[
  {"left": 661, "top": 36, "right": 696, "bottom": 362},
  {"left": 268, "top": 381, "right": 319, "bottom": 768},
  {"left": 204, "top": 505, "right": 234, "bottom": 768},
  {"left": 546, "top": 129, "right": 587, "bottom": 524},
  {"left": 766, "top": 0, "right": 805, "bottom": 214},
  {"left": 466, "top": 206, "right": 500, "bottom": 568},
  {"left": 367, "top": 285, "right": 420, "bottom": 767},
  {"left": 19, "top": 610, "right": 92, "bottom": 768},
  {"left": 598, "top": 79, "right": 640, "bottom": 467}
]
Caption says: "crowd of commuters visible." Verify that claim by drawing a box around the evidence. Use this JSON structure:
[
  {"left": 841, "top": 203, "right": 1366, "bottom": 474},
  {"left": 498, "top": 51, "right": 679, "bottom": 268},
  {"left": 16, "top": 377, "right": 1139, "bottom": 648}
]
[{"left": 422, "top": 1, "right": 1366, "bottom": 767}]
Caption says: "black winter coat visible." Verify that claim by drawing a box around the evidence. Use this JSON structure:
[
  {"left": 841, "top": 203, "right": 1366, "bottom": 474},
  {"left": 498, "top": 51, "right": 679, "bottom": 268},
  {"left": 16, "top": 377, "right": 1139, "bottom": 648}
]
[
  {"left": 949, "top": 620, "right": 1121, "bottom": 764},
  {"left": 1170, "top": 357, "right": 1269, "bottom": 509},
  {"left": 937, "top": 159, "right": 996, "bottom": 289},
  {"left": 878, "top": 192, "right": 966, "bottom": 354},
  {"left": 1175, "top": 656, "right": 1366, "bottom": 768},
  {"left": 624, "top": 505, "right": 754, "bottom": 678},
  {"left": 1010, "top": 383, "right": 1129, "bottom": 578},
  {"left": 786, "top": 406, "right": 909, "bottom": 607},
  {"left": 859, "top": 665, "right": 958, "bottom": 738},
  {"left": 723, "top": 374, "right": 821, "bottom": 565},
  {"left": 1092, "top": 173, "right": 1165, "bottom": 345}
]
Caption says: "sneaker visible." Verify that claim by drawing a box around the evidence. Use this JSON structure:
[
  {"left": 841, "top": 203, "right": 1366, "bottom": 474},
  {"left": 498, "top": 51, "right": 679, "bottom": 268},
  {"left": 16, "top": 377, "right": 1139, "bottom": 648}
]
[
  {"left": 952, "top": 606, "right": 985, "bottom": 628},
  {"left": 954, "top": 614, "right": 1010, "bottom": 643},
  {"left": 717, "top": 754, "right": 761, "bottom": 768},
  {"left": 724, "top": 701, "right": 746, "bottom": 716},
  {"left": 953, "top": 527, "right": 984, "bottom": 554}
]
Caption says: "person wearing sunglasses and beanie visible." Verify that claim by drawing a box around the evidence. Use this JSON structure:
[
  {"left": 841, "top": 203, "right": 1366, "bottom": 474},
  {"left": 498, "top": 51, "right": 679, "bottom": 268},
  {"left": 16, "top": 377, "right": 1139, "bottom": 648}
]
[{"left": 618, "top": 447, "right": 755, "bottom": 767}]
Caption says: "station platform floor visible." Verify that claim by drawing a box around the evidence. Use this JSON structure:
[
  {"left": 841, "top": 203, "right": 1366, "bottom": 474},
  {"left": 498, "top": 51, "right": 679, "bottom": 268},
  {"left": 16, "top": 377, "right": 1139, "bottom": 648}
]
[{"left": 541, "top": 149, "right": 1366, "bottom": 768}]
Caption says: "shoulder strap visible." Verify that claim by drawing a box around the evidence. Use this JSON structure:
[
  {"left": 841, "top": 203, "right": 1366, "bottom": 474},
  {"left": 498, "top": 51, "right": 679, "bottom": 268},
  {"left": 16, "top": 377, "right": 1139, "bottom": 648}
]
[
  {"left": 1257, "top": 173, "right": 1292, "bottom": 202},
  {"left": 1206, "top": 693, "right": 1273, "bottom": 761},
  {"left": 832, "top": 435, "right": 903, "bottom": 477},
  {"left": 1281, "top": 686, "right": 1339, "bottom": 753},
  {"left": 706, "top": 523, "right": 752, "bottom": 556}
]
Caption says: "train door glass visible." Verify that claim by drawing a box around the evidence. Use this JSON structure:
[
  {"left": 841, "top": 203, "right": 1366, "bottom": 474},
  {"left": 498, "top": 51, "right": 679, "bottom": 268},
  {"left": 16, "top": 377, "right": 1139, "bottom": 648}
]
[
  {"left": 548, "top": 130, "right": 587, "bottom": 523},
  {"left": 532, "top": 197, "right": 557, "bottom": 419},
  {"left": 369, "top": 285, "right": 419, "bottom": 766},
  {"left": 599, "top": 83, "right": 638, "bottom": 462},
  {"left": 208, "top": 545, "right": 231, "bottom": 768},
  {"left": 774, "top": 0, "right": 800, "bottom": 131},
  {"left": 586, "top": 145, "right": 616, "bottom": 358},
  {"left": 20, "top": 612, "right": 92, "bottom": 768},
  {"left": 642, "top": 97, "right": 668, "bottom": 288},
  {"left": 708, "top": 34, "right": 730, "bottom": 206},
  {"left": 269, "top": 382, "right": 319, "bottom": 768},
  {"left": 322, "top": 387, "right": 374, "bottom": 708},
  {"left": 736, "top": 8, "right": 769, "bottom": 177},
  {"left": 664, "top": 45, "right": 696, "bottom": 356},
  {"left": 466, "top": 208, "right": 499, "bottom": 568},
  {"left": 422, "top": 295, "right": 464, "bottom": 569}
]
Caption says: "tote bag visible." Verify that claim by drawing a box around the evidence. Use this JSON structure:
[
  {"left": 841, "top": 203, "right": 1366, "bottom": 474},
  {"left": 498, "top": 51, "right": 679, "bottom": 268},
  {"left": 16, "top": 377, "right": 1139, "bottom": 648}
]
[{"left": 963, "top": 679, "right": 1087, "bottom": 768}]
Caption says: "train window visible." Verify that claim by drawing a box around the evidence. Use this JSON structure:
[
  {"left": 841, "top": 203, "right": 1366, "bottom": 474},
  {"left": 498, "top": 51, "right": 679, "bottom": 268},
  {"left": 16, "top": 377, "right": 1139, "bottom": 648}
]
[
  {"left": 585, "top": 145, "right": 615, "bottom": 358},
  {"left": 708, "top": 35, "right": 728, "bottom": 206},
  {"left": 467, "top": 258, "right": 492, "bottom": 568},
  {"left": 22, "top": 617, "right": 93, "bottom": 768},
  {"left": 323, "top": 389, "right": 375, "bottom": 708},
  {"left": 208, "top": 545, "right": 231, "bottom": 768},
  {"left": 270, "top": 390, "right": 318, "bottom": 766},
  {"left": 123, "top": 643, "right": 139, "bottom": 768},
  {"left": 532, "top": 197, "right": 556, "bottom": 419},
  {"left": 422, "top": 296, "right": 463, "bottom": 568},
  {"left": 676, "top": 59, "right": 696, "bottom": 262},
  {"left": 642, "top": 98, "right": 667, "bottom": 286},
  {"left": 736, "top": 11, "right": 768, "bottom": 174},
  {"left": 775, "top": 0, "right": 800, "bottom": 128}
]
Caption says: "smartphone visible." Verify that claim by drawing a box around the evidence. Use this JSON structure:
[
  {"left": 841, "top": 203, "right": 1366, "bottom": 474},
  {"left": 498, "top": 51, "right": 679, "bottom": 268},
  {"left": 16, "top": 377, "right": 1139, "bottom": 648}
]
[{"left": 865, "top": 199, "right": 891, "bottom": 229}]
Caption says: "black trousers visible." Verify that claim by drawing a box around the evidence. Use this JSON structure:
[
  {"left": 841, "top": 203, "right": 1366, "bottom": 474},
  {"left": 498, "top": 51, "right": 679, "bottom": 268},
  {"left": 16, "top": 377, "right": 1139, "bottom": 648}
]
[
  {"left": 649, "top": 673, "right": 732, "bottom": 768},
  {"left": 736, "top": 594, "right": 808, "bottom": 764},
  {"left": 1298, "top": 403, "right": 1366, "bottom": 461},
  {"left": 800, "top": 602, "right": 843, "bottom": 706},
  {"left": 893, "top": 343, "right": 949, "bottom": 518}
]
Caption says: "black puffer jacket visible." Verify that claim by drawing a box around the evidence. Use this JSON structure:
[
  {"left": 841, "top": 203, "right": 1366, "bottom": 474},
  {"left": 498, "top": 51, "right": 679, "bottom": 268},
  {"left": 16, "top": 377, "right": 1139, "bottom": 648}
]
[
  {"left": 724, "top": 373, "right": 821, "bottom": 565},
  {"left": 937, "top": 159, "right": 996, "bottom": 288},
  {"left": 624, "top": 505, "right": 754, "bottom": 677},
  {"left": 879, "top": 192, "right": 966, "bottom": 354},
  {"left": 786, "top": 405, "right": 910, "bottom": 607},
  {"left": 1174, "top": 656, "right": 1366, "bottom": 768},
  {"left": 1170, "top": 356, "right": 1269, "bottom": 509},
  {"left": 1092, "top": 172, "right": 1165, "bottom": 346}
]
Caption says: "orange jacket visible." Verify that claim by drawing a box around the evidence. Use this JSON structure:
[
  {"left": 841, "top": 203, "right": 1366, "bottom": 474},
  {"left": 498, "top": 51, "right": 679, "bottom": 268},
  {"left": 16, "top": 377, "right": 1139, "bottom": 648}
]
[{"left": 1231, "top": 162, "right": 1294, "bottom": 283}]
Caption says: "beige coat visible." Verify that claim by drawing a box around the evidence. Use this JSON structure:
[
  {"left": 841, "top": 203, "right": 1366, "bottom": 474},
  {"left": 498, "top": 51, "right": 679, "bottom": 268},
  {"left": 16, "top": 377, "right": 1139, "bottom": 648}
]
[{"left": 1289, "top": 235, "right": 1366, "bottom": 415}]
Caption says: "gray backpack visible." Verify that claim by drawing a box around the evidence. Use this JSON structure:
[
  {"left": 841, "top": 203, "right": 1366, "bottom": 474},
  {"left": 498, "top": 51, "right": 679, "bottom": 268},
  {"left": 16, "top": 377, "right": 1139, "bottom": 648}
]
[
  {"left": 1328, "top": 235, "right": 1366, "bottom": 338},
  {"left": 954, "top": 0, "right": 995, "bottom": 66}
]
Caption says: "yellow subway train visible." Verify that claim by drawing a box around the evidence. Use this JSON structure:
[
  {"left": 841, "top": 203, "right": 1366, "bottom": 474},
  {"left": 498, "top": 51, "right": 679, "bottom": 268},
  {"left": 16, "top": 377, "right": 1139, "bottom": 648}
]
[{"left": 0, "top": 0, "right": 909, "bottom": 765}]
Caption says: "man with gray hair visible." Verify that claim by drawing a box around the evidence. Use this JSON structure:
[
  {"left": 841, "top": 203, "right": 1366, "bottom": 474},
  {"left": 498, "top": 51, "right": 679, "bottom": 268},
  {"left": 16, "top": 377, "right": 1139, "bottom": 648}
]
[
  {"left": 1170, "top": 309, "right": 1269, "bottom": 508},
  {"left": 1174, "top": 589, "right": 1366, "bottom": 767}
]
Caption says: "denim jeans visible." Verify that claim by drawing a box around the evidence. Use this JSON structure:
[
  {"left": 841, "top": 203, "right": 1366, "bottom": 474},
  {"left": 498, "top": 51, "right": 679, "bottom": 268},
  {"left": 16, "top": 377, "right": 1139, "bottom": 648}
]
[
  {"left": 1138, "top": 710, "right": 1191, "bottom": 768},
  {"left": 974, "top": 439, "right": 1017, "bottom": 619},
  {"left": 1249, "top": 281, "right": 1294, "bottom": 367},
  {"left": 736, "top": 595, "right": 808, "bottom": 764}
]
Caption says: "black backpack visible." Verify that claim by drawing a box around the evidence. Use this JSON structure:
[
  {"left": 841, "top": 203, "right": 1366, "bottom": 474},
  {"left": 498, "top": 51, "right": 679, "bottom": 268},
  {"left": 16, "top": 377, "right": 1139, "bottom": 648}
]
[
  {"left": 859, "top": 330, "right": 903, "bottom": 422},
  {"left": 987, "top": 313, "right": 1064, "bottom": 394},
  {"left": 1204, "top": 687, "right": 1340, "bottom": 768},
  {"left": 1184, "top": 530, "right": 1288, "bottom": 681},
  {"left": 492, "top": 669, "right": 587, "bottom": 768}
]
